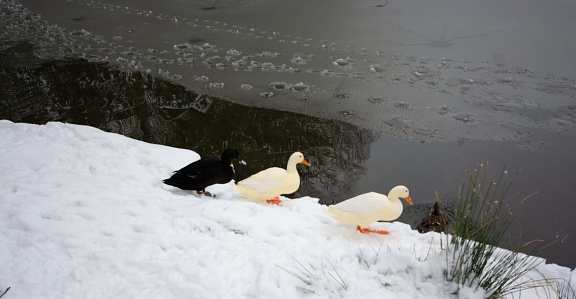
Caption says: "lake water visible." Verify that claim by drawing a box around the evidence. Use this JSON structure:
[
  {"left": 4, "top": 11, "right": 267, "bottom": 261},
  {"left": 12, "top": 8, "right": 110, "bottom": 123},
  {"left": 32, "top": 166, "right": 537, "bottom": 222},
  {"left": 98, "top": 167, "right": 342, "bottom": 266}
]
[{"left": 1, "top": 0, "right": 575, "bottom": 267}]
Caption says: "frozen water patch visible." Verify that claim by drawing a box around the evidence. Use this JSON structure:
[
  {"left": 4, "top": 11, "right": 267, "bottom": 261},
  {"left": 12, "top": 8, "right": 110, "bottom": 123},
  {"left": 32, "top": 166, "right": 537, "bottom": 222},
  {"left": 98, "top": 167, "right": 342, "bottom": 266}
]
[{"left": 3, "top": 0, "right": 576, "bottom": 144}]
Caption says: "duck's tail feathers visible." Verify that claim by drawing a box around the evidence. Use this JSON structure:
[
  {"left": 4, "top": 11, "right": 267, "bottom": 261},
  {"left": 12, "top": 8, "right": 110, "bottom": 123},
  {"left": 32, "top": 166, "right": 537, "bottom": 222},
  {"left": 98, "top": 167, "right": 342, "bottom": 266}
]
[{"left": 163, "top": 173, "right": 194, "bottom": 190}]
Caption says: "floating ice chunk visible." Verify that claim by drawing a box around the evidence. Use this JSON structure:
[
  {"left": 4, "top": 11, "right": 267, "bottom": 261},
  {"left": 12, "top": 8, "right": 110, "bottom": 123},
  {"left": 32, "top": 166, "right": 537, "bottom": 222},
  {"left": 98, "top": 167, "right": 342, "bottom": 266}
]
[
  {"left": 177, "top": 56, "right": 194, "bottom": 64},
  {"left": 394, "top": 101, "right": 410, "bottom": 109},
  {"left": 199, "top": 43, "right": 216, "bottom": 51},
  {"left": 321, "top": 70, "right": 336, "bottom": 76},
  {"left": 291, "top": 57, "right": 307, "bottom": 65},
  {"left": 208, "top": 82, "right": 224, "bottom": 89},
  {"left": 369, "top": 64, "right": 385, "bottom": 73},
  {"left": 453, "top": 114, "right": 474, "bottom": 123},
  {"left": 333, "top": 58, "right": 349, "bottom": 66},
  {"left": 174, "top": 43, "right": 192, "bottom": 50},
  {"left": 261, "top": 62, "right": 276, "bottom": 70},
  {"left": 226, "top": 49, "right": 241, "bottom": 56},
  {"left": 278, "top": 64, "right": 297, "bottom": 72},
  {"left": 195, "top": 75, "right": 209, "bottom": 82},
  {"left": 158, "top": 68, "right": 171, "bottom": 78},
  {"left": 205, "top": 55, "right": 222, "bottom": 62},
  {"left": 257, "top": 51, "right": 280, "bottom": 58},
  {"left": 112, "top": 36, "right": 123, "bottom": 41},
  {"left": 127, "top": 60, "right": 142, "bottom": 69},
  {"left": 438, "top": 105, "right": 450, "bottom": 115},
  {"left": 333, "top": 92, "right": 350, "bottom": 99},
  {"left": 367, "top": 97, "right": 384, "bottom": 104},
  {"left": 240, "top": 84, "right": 253, "bottom": 91},
  {"left": 231, "top": 59, "right": 247, "bottom": 67},
  {"left": 291, "top": 82, "right": 309, "bottom": 92},
  {"left": 260, "top": 92, "right": 274, "bottom": 98},
  {"left": 269, "top": 81, "right": 290, "bottom": 90}
]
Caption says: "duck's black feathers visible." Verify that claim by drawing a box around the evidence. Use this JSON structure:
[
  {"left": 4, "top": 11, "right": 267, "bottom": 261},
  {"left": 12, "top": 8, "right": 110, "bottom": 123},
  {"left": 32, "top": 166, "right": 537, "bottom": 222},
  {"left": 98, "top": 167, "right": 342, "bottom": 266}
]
[{"left": 163, "top": 148, "right": 240, "bottom": 195}]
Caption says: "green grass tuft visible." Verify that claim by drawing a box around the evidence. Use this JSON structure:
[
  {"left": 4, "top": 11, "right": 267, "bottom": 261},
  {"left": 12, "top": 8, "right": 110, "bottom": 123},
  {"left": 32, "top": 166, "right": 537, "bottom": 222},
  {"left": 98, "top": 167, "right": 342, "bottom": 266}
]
[{"left": 445, "top": 162, "right": 562, "bottom": 298}]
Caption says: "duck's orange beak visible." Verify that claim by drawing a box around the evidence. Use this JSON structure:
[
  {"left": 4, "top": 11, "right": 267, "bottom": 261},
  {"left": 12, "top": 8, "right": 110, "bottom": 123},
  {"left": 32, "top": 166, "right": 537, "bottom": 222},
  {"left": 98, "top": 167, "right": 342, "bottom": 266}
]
[
  {"left": 404, "top": 196, "right": 413, "bottom": 205},
  {"left": 302, "top": 159, "right": 310, "bottom": 166}
]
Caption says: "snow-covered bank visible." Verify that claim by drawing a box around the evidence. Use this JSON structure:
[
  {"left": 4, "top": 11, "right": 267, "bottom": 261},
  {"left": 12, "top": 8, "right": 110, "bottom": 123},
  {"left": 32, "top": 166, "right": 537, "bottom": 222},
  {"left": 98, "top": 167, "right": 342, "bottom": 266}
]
[{"left": 0, "top": 121, "right": 573, "bottom": 298}]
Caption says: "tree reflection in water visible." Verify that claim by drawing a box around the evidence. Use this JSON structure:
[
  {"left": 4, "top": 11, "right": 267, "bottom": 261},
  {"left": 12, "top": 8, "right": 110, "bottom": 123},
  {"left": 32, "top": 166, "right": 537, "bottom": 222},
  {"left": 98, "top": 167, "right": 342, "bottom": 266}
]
[{"left": 0, "top": 55, "right": 376, "bottom": 203}]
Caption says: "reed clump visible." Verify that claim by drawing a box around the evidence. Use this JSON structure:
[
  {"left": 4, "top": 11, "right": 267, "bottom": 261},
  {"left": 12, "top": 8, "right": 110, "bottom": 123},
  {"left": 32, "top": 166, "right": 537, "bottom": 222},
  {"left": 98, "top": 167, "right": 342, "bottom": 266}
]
[{"left": 445, "top": 163, "right": 562, "bottom": 298}]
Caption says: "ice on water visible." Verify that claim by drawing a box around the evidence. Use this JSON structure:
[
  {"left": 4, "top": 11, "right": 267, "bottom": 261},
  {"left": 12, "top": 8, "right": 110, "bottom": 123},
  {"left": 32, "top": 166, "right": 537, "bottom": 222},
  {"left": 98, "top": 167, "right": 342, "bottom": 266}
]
[{"left": 2, "top": 0, "right": 575, "bottom": 144}]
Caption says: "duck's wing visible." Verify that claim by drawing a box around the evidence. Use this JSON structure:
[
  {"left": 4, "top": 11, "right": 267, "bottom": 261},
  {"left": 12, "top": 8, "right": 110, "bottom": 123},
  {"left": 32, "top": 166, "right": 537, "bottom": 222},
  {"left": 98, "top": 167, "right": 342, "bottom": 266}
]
[
  {"left": 167, "top": 157, "right": 234, "bottom": 189},
  {"left": 328, "top": 193, "right": 387, "bottom": 215},
  {"left": 176, "top": 157, "right": 220, "bottom": 178},
  {"left": 237, "top": 167, "right": 288, "bottom": 193}
]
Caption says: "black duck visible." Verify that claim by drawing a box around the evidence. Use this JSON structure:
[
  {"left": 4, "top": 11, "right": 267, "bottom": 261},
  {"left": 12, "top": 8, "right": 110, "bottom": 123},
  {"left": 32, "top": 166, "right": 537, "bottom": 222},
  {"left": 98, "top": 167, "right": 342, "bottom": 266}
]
[{"left": 163, "top": 148, "right": 242, "bottom": 196}]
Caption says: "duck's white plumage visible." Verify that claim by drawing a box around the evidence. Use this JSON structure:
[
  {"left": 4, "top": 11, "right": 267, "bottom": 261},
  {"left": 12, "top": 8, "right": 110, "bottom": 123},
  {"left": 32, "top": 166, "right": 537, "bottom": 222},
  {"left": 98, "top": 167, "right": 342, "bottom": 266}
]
[
  {"left": 326, "top": 185, "right": 412, "bottom": 231},
  {"left": 235, "top": 152, "right": 310, "bottom": 202}
]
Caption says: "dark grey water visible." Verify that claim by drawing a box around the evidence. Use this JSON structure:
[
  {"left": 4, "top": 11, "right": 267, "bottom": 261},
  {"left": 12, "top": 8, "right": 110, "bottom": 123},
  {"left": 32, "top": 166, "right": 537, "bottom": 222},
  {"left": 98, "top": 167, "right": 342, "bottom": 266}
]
[{"left": 2, "top": 0, "right": 575, "bottom": 267}]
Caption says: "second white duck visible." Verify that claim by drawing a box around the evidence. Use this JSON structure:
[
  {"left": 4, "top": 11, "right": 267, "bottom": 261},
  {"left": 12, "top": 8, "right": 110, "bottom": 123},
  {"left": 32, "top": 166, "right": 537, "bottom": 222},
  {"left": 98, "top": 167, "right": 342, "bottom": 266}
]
[
  {"left": 326, "top": 185, "right": 413, "bottom": 234},
  {"left": 235, "top": 152, "right": 310, "bottom": 205}
]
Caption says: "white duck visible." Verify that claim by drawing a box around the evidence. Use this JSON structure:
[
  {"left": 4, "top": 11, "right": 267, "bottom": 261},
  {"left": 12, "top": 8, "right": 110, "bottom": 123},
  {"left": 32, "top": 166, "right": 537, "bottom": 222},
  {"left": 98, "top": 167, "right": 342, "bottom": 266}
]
[
  {"left": 326, "top": 185, "right": 413, "bottom": 234},
  {"left": 235, "top": 152, "right": 310, "bottom": 205}
]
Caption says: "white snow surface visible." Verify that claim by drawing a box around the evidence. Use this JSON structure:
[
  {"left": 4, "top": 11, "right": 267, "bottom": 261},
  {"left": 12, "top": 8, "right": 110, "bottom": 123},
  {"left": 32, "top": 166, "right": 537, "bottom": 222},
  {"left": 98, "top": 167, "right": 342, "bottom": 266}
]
[{"left": 0, "top": 121, "right": 573, "bottom": 299}]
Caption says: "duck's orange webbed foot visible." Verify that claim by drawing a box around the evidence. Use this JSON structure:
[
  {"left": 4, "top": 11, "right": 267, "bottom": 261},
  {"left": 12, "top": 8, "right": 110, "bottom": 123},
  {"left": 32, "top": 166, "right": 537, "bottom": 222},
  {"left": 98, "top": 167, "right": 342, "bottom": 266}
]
[
  {"left": 266, "top": 196, "right": 282, "bottom": 206},
  {"left": 357, "top": 225, "right": 389, "bottom": 235}
]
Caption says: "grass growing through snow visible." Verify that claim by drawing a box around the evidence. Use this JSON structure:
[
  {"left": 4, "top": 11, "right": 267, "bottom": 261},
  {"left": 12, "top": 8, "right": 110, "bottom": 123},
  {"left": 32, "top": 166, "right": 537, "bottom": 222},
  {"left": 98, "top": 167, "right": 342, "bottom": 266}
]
[
  {"left": 555, "top": 272, "right": 576, "bottom": 299},
  {"left": 445, "top": 163, "right": 560, "bottom": 298},
  {"left": 277, "top": 257, "right": 348, "bottom": 295}
]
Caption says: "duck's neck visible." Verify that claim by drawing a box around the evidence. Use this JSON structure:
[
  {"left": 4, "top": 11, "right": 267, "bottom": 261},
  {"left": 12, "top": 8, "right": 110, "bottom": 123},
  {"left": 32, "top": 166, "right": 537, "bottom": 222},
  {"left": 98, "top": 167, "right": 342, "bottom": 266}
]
[
  {"left": 221, "top": 154, "right": 232, "bottom": 166},
  {"left": 286, "top": 160, "right": 298, "bottom": 173}
]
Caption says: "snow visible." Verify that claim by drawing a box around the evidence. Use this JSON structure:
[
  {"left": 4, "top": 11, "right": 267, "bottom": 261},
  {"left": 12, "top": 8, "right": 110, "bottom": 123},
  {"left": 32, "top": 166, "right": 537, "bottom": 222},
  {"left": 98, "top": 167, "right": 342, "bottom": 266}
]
[{"left": 0, "top": 120, "right": 573, "bottom": 298}]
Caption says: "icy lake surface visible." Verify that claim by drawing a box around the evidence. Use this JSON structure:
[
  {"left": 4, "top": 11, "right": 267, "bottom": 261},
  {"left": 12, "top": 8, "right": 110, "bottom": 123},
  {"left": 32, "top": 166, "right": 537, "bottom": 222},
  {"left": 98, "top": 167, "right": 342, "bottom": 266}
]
[
  {"left": 1, "top": 0, "right": 576, "bottom": 267},
  {"left": 4, "top": 0, "right": 576, "bottom": 144}
]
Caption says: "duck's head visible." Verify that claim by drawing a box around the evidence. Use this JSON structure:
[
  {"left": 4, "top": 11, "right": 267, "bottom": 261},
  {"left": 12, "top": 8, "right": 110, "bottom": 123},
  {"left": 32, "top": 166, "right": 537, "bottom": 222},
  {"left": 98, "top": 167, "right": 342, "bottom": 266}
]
[
  {"left": 222, "top": 148, "right": 239, "bottom": 159},
  {"left": 222, "top": 148, "right": 246, "bottom": 165},
  {"left": 290, "top": 152, "right": 311, "bottom": 167},
  {"left": 389, "top": 185, "right": 413, "bottom": 205}
]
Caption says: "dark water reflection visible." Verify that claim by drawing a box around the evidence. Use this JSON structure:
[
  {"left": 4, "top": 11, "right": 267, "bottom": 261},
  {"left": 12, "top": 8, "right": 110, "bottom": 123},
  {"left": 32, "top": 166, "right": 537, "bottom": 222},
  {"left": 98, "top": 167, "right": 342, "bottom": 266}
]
[{"left": 0, "top": 48, "right": 376, "bottom": 202}]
